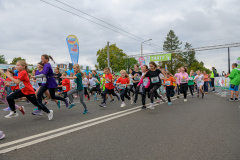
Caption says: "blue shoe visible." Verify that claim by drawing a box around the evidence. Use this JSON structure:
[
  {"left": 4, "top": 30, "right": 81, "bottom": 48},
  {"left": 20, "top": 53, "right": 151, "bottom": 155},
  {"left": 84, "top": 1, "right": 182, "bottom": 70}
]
[
  {"left": 33, "top": 107, "right": 39, "bottom": 111},
  {"left": 64, "top": 98, "right": 69, "bottom": 108},
  {"left": 57, "top": 101, "right": 61, "bottom": 109},
  {"left": 94, "top": 97, "right": 98, "bottom": 101},
  {"left": 83, "top": 109, "right": 88, "bottom": 114},
  {"left": 94, "top": 93, "right": 96, "bottom": 98},
  {"left": 3, "top": 107, "right": 11, "bottom": 111},
  {"left": 32, "top": 110, "right": 43, "bottom": 116},
  {"left": 68, "top": 104, "right": 76, "bottom": 109},
  {"left": 168, "top": 102, "right": 172, "bottom": 105}
]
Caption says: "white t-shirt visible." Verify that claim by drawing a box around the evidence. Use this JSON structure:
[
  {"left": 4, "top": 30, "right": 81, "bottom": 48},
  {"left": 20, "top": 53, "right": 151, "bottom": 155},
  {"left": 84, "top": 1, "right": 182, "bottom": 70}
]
[
  {"left": 89, "top": 78, "right": 96, "bottom": 87},
  {"left": 159, "top": 73, "right": 165, "bottom": 83},
  {"left": 70, "top": 79, "right": 76, "bottom": 89},
  {"left": 82, "top": 78, "right": 88, "bottom": 87},
  {"left": 194, "top": 74, "right": 204, "bottom": 87}
]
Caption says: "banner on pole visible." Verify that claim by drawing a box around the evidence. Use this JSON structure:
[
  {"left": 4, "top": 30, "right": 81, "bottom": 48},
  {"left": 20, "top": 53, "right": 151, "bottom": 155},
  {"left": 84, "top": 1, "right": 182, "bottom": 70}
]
[
  {"left": 66, "top": 35, "right": 79, "bottom": 65},
  {"left": 237, "top": 57, "right": 240, "bottom": 69},
  {"left": 138, "top": 57, "right": 145, "bottom": 67},
  {"left": 149, "top": 53, "right": 171, "bottom": 62}
]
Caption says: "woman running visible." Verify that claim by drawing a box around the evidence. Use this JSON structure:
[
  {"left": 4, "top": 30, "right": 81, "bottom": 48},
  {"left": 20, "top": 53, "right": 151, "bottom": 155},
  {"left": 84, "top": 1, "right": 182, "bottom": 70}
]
[
  {"left": 33, "top": 55, "right": 69, "bottom": 111},
  {"left": 131, "top": 64, "right": 142, "bottom": 101},
  {"left": 194, "top": 70, "right": 204, "bottom": 98},
  {"left": 203, "top": 71, "right": 209, "bottom": 94},
  {"left": 177, "top": 67, "right": 189, "bottom": 102},
  {"left": 188, "top": 70, "right": 195, "bottom": 98},
  {"left": 116, "top": 70, "right": 130, "bottom": 107},
  {"left": 5, "top": 60, "right": 53, "bottom": 120},
  {"left": 142, "top": 61, "right": 164, "bottom": 109},
  {"left": 63, "top": 64, "right": 88, "bottom": 114},
  {"left": 164, "top": 71, "right": 176, "bottom": 105}
]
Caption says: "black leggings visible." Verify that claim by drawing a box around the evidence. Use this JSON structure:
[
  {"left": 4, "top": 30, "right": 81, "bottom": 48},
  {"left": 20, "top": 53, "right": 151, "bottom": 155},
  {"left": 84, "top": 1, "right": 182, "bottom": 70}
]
[
  {"left": 37, "top": 85, "right": 65, "bottom": 106},
  {"left": 120, "top": 88, "right": 130, "bottom": 101},
  {"left": 128, "top": 85, "right": 134, "bottom": 96},
  {"left": 84, "top": 87, "right": 90, "bottom": 98},
  {"left": 142, "top": 86, "right": 150, "bottom": 106},
  {"left": 102, "top": 88, "right": 118, "bottom": 104},
  {"left": 7, "top": 90, "right": 50, "bottom": 113},
  {"left": 188, "top": 85, "right": 194, "bottom": 96},
  {"left": 180, "top": 83, "right": 188, "bottom": 99},
  {"left": 63, "top": 92, "right": 68, "bottom": 98},
  {"left": 149, "top": 85, "right": 161, "bottom": 103}
]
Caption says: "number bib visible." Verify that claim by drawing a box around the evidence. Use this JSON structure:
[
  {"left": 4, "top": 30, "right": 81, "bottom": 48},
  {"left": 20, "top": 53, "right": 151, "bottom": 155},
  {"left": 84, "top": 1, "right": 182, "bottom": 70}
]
[
  {"left": 119, "top": 84, "right": 126, "bottom": 89},
  {"left": 180, "top": 79, "right": 187, "bottom": 83},
  {"left": 134, "top": 75, "right": 140, "bottom": 81},
  {"left": 19, "top": 82, "right": 25, "bottom": 89},
  {"left": 189, "top": 77, "right": 193, "bottom": 80},
  {"left": 130, "top": 80, "right": 133, "bottom": 85},
  {"left": 10, "top": 81, "right": 16, "bottom": 86},
  {"left": 165, "top": 81, "right": 171, "bottom": 86},
  {"left": 151, "top": 76, "right": 159, "bottom": 83},
  {"left": 42, "top": 77, "right": 47, "bottom": 84},
  {"left": 36, "top": 78, "right": 42, "bottom": 83},
  {"left": 197, "top": 80, "right": 203, "bottom": 85},
  {"left": 62, "top": 86, "right": 66, "bottom": 90},
  {"left": 56, "top": 80, "right": 59, "bottom": 84},
  {"left": 143, "top": 79, "right": 148, "bottom": 86}
]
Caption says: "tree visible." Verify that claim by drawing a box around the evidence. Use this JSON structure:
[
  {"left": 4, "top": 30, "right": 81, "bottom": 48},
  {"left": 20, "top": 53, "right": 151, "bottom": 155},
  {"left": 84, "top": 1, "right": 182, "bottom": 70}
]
[
  {"left": 162, "top": 30, "right": 183, "bottom": 73},
  {"left": 182, "top": 42, "right": 197, "bottom": 67},
  {"left": 188, "top": 61, "right": 211, "bottom": 74},
  {"left": 11, "top": 57, "right": 25, "bottom": 64},
  {"left": 96, "top": 44, "right": 138, "bottom": 72},
  {"left": 0, "top": 55, "right": 7, "bottom": 64}
]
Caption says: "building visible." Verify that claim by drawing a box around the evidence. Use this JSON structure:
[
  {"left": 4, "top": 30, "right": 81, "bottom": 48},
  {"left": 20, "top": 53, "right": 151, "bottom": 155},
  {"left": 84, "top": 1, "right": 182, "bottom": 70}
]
[{"left": 57, "top": 64, "right": 68, "bottom": 69}]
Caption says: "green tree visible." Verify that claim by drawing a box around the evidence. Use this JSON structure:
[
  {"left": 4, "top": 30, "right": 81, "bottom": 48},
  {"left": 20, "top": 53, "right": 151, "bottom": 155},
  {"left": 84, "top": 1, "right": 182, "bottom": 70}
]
[
  {"left": 182, "top": 42, "right": 197, "bottom": 67},
  {"left": 0, "top": 55, "right": 7, "bottom": 64},
  {"left": 96, "top": 44, "right": 138, "bottom": 72},
  {"left": 162, "top": 30, "right": 183, "bottom": 73},
  {"left": 11, "top": 57, "right": 26, "bottom": 64},
  {"left": 188, "top": 61, "right": 211, "bottom": 74}
]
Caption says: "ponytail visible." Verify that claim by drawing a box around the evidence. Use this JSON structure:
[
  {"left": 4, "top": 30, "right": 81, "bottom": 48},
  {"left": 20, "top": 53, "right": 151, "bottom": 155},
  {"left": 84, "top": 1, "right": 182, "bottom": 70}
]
[{"left": 42, "top": 54, "right": 55, "bottom": 64}]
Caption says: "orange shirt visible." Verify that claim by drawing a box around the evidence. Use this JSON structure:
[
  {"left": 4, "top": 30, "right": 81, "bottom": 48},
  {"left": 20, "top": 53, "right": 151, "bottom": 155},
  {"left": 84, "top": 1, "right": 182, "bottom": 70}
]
[
  {"left": 62, "top": 79, "right": 71, "bottom": 92},
  {"left": 6, "top": 76, "right": 19, "bottom": 91},
  {"left": 203, "top": 74, "right": 209, "bottom": 82},
  {"left": 164, "top": 77, "right": 176, "bottom": 86},
  {"left": 18, "top": 70, "right": 35, "bottom": 95}
]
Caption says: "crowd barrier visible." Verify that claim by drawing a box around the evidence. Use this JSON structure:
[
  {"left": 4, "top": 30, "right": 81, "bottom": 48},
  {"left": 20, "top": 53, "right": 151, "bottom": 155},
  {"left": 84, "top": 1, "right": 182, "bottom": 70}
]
[{"left": 214, "top": 77, "right": 240, "bottom": 98}]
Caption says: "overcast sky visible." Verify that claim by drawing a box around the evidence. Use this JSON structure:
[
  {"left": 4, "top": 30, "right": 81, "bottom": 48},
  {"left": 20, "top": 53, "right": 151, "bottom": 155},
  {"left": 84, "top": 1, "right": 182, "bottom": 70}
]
[{"left": 0, "top": 0, "right": 239, "bottom": 73}]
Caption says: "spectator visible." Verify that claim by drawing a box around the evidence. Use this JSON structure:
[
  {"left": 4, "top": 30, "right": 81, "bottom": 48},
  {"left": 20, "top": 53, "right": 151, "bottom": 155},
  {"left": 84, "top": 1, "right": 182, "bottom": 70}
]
[
  {"left": 225, "top": 63, "right": 240, "bottom": 101},
  {"left": 210, "top": 67, "right": 217, "bottom": 92},
  {"left": 203, "top": 71, "right": 209, "bottom": 93},
  {"left": 222, "top": 71, "right": 225, "bottom": 77},
  {"left": 12, "top": 67, "right": 18, "bottom": 77}
]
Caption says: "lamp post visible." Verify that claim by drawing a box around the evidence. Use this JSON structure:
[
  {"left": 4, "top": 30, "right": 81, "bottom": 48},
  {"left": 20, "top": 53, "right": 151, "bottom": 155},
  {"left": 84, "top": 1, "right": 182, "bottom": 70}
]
[{"left": 141, "top": 39, "right": 152, "bottom": 57}]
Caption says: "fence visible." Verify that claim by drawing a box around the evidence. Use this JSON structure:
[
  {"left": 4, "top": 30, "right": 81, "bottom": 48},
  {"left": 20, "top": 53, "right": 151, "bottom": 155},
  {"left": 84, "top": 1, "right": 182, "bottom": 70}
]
[{"left": 214, "top": 77, "right": 240, "bottom": 98}]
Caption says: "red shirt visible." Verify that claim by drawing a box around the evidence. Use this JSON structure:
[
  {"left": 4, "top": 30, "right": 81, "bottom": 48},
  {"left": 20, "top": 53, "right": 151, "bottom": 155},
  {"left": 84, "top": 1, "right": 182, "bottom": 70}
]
[
  {"left": 116, "top": 77, "right": 129, "bottom": 84},
  {"left": 62, "top": 79, "right": 71, "bottom": 92},
  {"left": 104, "top": 74, "right": 114, "bottom": 90},
  {"left": 6, "top": 76, "right": 19, "bottom": 91},
  {"left": 18, "top": 70, "right": 35, "bottom": 95}
]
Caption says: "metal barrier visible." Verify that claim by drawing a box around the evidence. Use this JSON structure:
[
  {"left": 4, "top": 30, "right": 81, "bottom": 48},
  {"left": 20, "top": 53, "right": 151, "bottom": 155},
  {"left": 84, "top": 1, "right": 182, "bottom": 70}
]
[{"left": 214, "top": 77, "right": 240, "bottom": 98}]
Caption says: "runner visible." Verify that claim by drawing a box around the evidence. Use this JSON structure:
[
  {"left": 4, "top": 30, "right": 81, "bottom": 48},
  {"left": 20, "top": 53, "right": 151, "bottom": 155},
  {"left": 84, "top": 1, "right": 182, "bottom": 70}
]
[
  {"left": 188, "top": 70, "right": 195, "bottom": 98},
  {"left": 54, "top": 67, "right": 62, "bottom": 96},
  {"left": 194, "top": 70, "right": 204, "bottom": 98},
  {"left": 203, "top": 71, "right": 209, "bottom": 94},
  {"left": 131, "top": 64, "right": 142, "bottom": 103},
  {"left": 89, "top": 73, "right": 100, "bottom": 101},
  {"left": 99, "top": 67, "right": 120, "bottom": 108},
  {"left": 164, "top": 71, "right": 176, "bottom": 105},
  {"left": 33, "top": 55, "right": 69, "bottom": 111},
  {"left": 116, "top": 70, "right": 130, "bottom": 107},
  {"left": 61, "top": 73, "right": 72, "bottom": 98},
  {"left": 177, "top": 67, "right": 189, "bottom": 102},
  {"left": 174, "top": 68, "right": 181, "bottom": 97},
  {"left": 82, "top": 75, "right": 90, "bottom": 101},
  {"left": 92, "top": 70, "right": 101, "bottom": 95},
  {"left": 5, "top": 60, "right": 53, "bottom": 120},
  {"left": 63, "top": 64, "right": 88, "bottom": 114},
  {"left": 128, "top": 69, "right": 134, "bottom": 96},
  {"left": 142, "top": 61, "right": 164, "bottom": 109}
]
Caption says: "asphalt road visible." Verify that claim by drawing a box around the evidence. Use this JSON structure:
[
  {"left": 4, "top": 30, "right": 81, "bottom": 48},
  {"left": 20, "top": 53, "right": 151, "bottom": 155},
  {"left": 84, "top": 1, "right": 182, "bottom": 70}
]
[{"left": 0, "top": 92, "right": 240, "bottom": 160}]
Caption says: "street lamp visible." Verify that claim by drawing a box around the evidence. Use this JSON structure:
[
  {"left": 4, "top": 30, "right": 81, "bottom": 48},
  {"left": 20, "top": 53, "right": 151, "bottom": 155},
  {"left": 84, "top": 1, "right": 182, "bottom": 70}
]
[{"left": 141, "top": 39, "right": 152, "bottom": 57}]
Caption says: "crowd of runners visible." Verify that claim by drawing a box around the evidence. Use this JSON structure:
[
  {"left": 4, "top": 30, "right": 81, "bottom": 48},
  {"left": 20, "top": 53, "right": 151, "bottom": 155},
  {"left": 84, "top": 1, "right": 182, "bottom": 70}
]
[{"left": 0, "top": 54, "right": 239, "bottom": 140}]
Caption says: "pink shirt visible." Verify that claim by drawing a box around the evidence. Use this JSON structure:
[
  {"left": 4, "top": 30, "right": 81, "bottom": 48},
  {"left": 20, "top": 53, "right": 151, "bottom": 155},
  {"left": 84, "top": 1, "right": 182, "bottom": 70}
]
[{"left": 177, "top": 72, "right": 189, "bottom": 84}]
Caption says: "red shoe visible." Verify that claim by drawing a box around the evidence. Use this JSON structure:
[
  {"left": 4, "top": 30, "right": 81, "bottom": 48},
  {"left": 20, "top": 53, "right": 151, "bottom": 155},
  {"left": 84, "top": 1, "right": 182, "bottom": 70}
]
[
  {"left": 87, "top": 98, "right": 90, "bottom": 101},
  {"left": 85, "top": 95, "right": 87, "bottom": 98},
  {"left": 19, "top": 106, "right": 25, "bottom": 115}
]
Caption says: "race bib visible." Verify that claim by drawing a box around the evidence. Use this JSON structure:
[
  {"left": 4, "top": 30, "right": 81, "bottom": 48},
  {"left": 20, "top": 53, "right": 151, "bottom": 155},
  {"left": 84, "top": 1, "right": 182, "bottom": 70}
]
[
  {"left": 134, "top": 75, "right": 140, "bottom": 81},
  {"left": 42, "top": 77, "right": 47, "bottom": 84},
  {"left": 197, "top": 80, "right": 203, "bottom": 84},
  {"left": 10, "top": 81, "right": 16, "bottom": 86},
  {"left": 181, "top": 79, "right": 187, "bottom": 83},
  {"left": 165, "top": 81, "right": 171, "bottom": 86},
  {"left": 19, "top": 82, "right": 25, "bottom": 89},
  {"left": 189, "top": 77, "right": 193, "bottom": 80},
  {"left": 151, "top": 76, "right": 159, "bottom": 83},
  {"left": 105, "top": 80, "right": 109, "bottom": 84},
  {"left": 56, "top": 80, "right": 59, "bottom": 84},
  {"left": 130, "top": 80, "right": 133, "bottom": 85},
  {"left": 143, "top": 79, "right": 148, "bottom": 86},
  {"left": 36, "top": 78, "right": 42, "bottom": 83},
  {"left": 119, "top": 84, "right": 126, "bottom": 89},
  {"left": 62, "top": 86, "right": 66, "bottom": 90}
]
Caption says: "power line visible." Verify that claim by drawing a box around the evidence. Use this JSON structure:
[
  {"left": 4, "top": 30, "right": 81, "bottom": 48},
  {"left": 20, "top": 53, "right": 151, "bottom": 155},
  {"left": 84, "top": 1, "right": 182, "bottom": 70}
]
[
  {"left": 55, "top": 0, "right": 163, "bottom": 49},
  {"left": 40, "top": 0, "right": 163, "bottom": 51}
]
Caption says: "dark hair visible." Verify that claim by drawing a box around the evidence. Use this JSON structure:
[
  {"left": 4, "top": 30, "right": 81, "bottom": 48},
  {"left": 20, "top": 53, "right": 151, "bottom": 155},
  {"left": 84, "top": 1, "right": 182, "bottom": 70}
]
[
  {"left": 8, "top": 69, "right": 15, "bottom": 76},
  {"left": 42, "top": 54, "right": 55, "bottom": 64},
  {"left": 143, "top": 65, "right": 148, "bottom": 70},
  {"left": 38, "top": 62, "right": 44, "bottom": 67},
  {"left": 149, "top": 61, "right": 157, "bottom": 68},
  {"left": 158, "top": 65, "right": 162, "bottom": 69},
  {"left": 181, "top": 66, "right": 188, "bottom": 72},
  {"left": 104, "top": 67, "right": 110, "bottom": 71},
  {"left": 232, "top": 63, "right": 238, "bottom": 67},
  {"left": 129, "top": 69, "right": 133, "bottom": 72},
  {"left": 134, "top": 64, "right": 139, "bottom": 68}
]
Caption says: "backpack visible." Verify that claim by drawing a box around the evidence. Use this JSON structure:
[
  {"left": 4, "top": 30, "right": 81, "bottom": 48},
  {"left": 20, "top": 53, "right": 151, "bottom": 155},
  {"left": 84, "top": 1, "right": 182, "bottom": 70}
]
[{"left": 213, "top": 69, "right": 218, "bottom": 77}]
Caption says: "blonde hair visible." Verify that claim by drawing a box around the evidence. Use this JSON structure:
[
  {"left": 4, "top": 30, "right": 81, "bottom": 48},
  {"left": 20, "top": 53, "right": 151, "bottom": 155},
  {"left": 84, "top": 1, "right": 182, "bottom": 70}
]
[
  {"left": 73, "top": 64, "right": 85, "bottom": 79},
  {"left": 0, "top": 69, "right": 4, "bottom": 76},
  {"left": 62, "top": 73, "right": 67, "bottom": 76},
  {"left": 17, "top": 60, "right": 29, "bottom": 73},
  {"left": 120, "top": 70, "right": 129, "bottom": 79}
]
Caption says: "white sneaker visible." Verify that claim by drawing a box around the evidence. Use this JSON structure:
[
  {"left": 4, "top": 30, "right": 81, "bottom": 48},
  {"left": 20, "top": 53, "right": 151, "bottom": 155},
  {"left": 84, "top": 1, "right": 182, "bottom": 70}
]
[
  {"left": 149, "top": 103, "right": 155, "bottom": 109},
  {"left": 47, "top": 110, "right": 53, "bottom": 121},
  {"left": 120, "top": 103, "right": 126, "bottom": 108},
  {"left": 184, "top": 99, "right": 187, "bottom": 102},
  {"left": 5, "top": 111, "right": 19, "bottom": 118}
]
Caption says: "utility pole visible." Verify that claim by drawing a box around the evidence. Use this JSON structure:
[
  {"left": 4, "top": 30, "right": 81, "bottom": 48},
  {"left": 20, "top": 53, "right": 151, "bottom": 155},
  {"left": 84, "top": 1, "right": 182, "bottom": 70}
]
[
  {"left": 228, "top": 47, "right": 230, "bottom": 73},
  {"left": 107, "top": 41, "right": 110, "bottom": 68}
]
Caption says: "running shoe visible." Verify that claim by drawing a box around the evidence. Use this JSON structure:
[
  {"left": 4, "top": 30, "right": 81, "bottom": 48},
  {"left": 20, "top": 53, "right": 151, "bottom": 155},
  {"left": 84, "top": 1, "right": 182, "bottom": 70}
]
[
  {"left": 3, "top": 107, "right": 11, "bottom": 111},
  {"left": 32, "top": 110, "right": 43, "bottom": 116},
  {"left": 184, "top": 99, "right": 187, "bottom": 102},
  {"left": 99, "top": 103, "right": 106, "bottom": 108},
  {"left": 168, "top": 102, "right": 172, "bottom": 105},
  {"left": 26, "top": 99, "right": 30, "bottom": 105},
  {"left": 87, "top": 97, "right": 90, "bottom": 101},
  {"left": 133, "top": 100, "right": 136, "bottom": 104},
  {"left": 110, "top": 99, "right": 114, "bottom": 102},
  {"left": 235, "top": 98, "right": 239, "bottom": 101},
  {"left": 94, "top": 93, "right": 97, "bottom": 98},
  {"left": 157, "top": 99, "right": 161, "bottom": 103},
  {"left": 44, "top": 101, "right": 49, "bottom": 106},
  {"left": 68, "top": 103, "right": 76, "bottom": 109},
  {"left": 33, "top": 107, "right": 39, "bottom": 111},
  {"left": 65, "top": 97, "right": 69, "bottom": 108},
  {"left": 5, "top": 111, "right": 19, "bottom": 118},
  {"left": 141, "top": 106, "right": 146, "bottom": 109},
  {"left": 0, "top": 131, "right": 5, "bottom": 140},
  {"left": 57, "top": 101, "right": 61, "bottom": 109},
  {"left": 47, "top": 110, "right": 53, "bottom": 121},
  {"left": 228, "top": 98, "right": 234, "bottom": 102},
  {"left": 149, "top": 103, "right": 155, "bottom": 109},
  {"left": 94, "top": 97, "right": 98, "bottom": 101},
  {"left": 192, "top": 95, "right": 194, "bottom": 98},
  {"left": 83, "top": 109, "right": 88, "bottom": 114},
  {"left": 85, "top": 95, "right": 87, "bottom": 98},
  {"left": 177, "top": 95, "right": 180, "bottom": 98},
  {"left": 162, "top": 98, "right": 166, "bottom": 102},
  {"left": 19, "top": 106, "right": 25, "bottom": 115},
  {"left": 120, "top": 103, "right": 126, "bottom": 108}
]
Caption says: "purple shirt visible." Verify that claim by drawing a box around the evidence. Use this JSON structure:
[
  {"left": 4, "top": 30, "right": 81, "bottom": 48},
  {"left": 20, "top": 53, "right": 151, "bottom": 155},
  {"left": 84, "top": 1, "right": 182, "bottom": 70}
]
[{"left": 41, "top": 63, "right": 57, "bottom": 88}]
